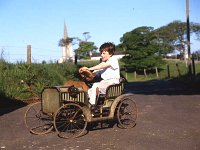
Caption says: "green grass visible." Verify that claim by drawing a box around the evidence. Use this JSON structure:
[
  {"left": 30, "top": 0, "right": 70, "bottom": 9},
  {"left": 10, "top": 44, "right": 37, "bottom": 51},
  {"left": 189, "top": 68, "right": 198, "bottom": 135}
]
[{"left": 121, "top": 60, "right": 200, "bottom": 82}]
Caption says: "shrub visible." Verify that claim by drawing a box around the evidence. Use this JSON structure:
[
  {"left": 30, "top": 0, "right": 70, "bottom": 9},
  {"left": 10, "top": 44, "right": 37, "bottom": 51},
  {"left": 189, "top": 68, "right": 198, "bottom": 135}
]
[{"left": 0, "top": 61, "right": 79, "bottom": 100}]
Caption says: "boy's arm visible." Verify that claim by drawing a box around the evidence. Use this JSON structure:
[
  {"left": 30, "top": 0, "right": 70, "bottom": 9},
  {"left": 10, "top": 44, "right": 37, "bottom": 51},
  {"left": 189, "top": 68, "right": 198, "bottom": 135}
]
[{"left": 88, "top": 62, "right": 110, "bottom": 71}]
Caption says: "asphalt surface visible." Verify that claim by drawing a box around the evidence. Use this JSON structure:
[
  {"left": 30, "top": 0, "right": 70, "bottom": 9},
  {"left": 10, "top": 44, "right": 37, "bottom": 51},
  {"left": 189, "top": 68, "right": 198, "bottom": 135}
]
[{"left": 0, "top": 80, "right": 200, "bottom": 150}]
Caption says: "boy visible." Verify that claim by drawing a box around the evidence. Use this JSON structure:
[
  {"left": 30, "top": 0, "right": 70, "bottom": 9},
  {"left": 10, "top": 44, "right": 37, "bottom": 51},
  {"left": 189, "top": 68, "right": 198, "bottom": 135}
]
[{"left": 79, "top": 42, "right": 120, "bottom": 107}]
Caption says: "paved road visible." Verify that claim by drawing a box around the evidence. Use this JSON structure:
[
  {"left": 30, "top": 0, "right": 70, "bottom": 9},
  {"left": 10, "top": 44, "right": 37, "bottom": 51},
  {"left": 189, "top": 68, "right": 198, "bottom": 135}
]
[{"left": 0, "top": 80, "right": 200, "bottom": 150}]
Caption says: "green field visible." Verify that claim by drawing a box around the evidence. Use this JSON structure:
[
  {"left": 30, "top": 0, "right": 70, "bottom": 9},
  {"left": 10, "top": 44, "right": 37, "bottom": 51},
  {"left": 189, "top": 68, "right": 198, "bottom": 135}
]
[{"left": 121, "top": 60, "right": 200, "bottom": 82}]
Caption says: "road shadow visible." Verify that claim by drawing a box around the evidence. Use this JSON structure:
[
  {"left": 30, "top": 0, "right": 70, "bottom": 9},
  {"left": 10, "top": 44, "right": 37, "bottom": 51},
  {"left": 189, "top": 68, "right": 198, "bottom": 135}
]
[
  {"left": 0, "top": 96, "right": 27, "bottom": 116},
  {"left": 125, "top": 79, "right": 200, "bottom": 95}
]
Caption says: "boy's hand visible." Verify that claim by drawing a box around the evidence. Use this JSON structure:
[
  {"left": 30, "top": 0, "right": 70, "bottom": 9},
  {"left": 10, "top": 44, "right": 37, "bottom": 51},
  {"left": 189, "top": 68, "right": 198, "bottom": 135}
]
[{"left": 79, "top": 67, "right": 88, "bottom": 73}]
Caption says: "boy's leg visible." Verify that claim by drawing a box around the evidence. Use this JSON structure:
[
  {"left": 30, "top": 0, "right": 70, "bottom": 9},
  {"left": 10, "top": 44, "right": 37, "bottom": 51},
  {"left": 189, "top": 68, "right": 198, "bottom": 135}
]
[
  {"left": 88, "top": 80, "right": 116, "bottom": 105},
  {"left": 88, "top": 83, "right": 99, "bottom": 105},
  {"left": 98, "top": 80, "right": 112, "bottom": 94}
]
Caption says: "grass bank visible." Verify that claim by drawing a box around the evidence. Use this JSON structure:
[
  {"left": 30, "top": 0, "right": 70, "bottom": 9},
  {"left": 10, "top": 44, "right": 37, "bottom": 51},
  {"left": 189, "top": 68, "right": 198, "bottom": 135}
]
[{"left": 0, "top": 59, "right": 199, "bottom": 102}]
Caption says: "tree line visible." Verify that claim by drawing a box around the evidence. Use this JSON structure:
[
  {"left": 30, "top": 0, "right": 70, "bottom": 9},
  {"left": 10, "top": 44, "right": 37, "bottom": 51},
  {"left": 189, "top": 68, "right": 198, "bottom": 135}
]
[{"left": 59, "top": 20, "right": 200, "bottom": 72}]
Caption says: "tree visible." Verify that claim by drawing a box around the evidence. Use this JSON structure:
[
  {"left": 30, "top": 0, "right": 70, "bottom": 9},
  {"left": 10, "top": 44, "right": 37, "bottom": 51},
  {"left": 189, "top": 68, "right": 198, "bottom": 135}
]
[
  {"left": 120, "top": 26, "right": 164, "bottom": 71},
  {"left": 154, "top": 21, "right": 200, "bottom": 60},
  {"left": 153, "top": 25, "right": 176, "bottom": 56},
  {"left": 83, "top": 32, "right": 91, "bottom": 41},
  {"left": 192, "top": 50, "right": 200, "bottom": 61},
  {"left": 75, "top": 41, "right": 97, "bottom": 59},
  {"left": 58, "top": 32, "right": 97, "bottom": 60},
  {"left": 58, "top": 37, "right": 74, "bottom": 47},
  {"left": 74, "top": 32, "right": 97, "bottom": 60}
]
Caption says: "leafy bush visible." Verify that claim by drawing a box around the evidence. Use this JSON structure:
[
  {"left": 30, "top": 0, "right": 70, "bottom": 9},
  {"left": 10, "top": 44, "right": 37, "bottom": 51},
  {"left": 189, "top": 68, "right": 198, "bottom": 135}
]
[{"left": 0, "top": 61, "right": 79, "bottom": 100}]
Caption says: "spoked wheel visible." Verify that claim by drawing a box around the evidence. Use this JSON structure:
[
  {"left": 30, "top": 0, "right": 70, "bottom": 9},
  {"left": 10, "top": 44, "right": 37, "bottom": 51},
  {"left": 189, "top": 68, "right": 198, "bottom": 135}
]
[
  {"left": 24, "top": 102, "right": 53, "bottom": 134},
  {"left": 117, "top": 97, "right": 138, "bottom": 129},
  {"left": 54, "top": 103, "right": 87, "bottom": 139}
]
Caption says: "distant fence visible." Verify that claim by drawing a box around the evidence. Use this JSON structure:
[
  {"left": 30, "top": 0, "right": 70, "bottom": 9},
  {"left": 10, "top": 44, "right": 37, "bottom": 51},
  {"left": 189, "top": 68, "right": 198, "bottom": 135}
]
[{"left": 121, "top": 59, "right": 197, "bottom": 81}]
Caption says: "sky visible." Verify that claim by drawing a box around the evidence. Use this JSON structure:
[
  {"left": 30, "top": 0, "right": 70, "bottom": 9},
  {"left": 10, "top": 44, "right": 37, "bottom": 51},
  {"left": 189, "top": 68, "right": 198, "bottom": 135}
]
[{"left": 0, "top": 0, "right": 200, "bottom": 63}]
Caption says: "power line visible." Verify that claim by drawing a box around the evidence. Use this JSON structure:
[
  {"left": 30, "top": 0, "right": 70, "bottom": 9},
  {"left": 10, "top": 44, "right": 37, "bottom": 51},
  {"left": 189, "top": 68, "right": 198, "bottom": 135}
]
[{"left": 0, "top": 45, "right": 61, "bottom": 52}]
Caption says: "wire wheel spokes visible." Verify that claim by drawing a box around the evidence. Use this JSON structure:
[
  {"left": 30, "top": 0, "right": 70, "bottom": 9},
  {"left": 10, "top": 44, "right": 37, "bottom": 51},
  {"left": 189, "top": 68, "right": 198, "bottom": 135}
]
[
  {"left": 54, "top": 103, "right": 87, "bottom": 139},
  {"left": 24, "top": 102, "right": 53, "bottom": 135},
  {"left": 117, "top": 98, "right": 138, "bottom": 129}
]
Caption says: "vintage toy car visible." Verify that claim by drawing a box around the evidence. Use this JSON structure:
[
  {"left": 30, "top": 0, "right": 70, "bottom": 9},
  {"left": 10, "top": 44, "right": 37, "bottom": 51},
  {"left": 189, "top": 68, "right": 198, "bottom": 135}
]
[{"left": 24, "top": 70, "right": 138, "bottom": 139}]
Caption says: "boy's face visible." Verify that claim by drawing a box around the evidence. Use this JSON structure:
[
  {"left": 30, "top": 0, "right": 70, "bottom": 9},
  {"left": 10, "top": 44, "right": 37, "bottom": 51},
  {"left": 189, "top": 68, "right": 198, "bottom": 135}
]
[{"left": 101, "top": 50, "right": 112, "bottom": 62}]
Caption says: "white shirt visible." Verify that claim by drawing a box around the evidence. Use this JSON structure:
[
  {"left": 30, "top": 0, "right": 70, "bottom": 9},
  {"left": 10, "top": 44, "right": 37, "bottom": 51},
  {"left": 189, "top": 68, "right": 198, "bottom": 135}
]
[{"left": 100, "top": 56, "right": 120, "bottom": 80}]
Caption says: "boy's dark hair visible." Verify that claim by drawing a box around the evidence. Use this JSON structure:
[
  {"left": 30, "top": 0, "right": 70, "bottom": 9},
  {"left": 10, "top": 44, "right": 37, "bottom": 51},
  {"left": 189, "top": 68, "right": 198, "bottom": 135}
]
[{"left": 99, "top": 42, "right": 115, "bottom": 55}]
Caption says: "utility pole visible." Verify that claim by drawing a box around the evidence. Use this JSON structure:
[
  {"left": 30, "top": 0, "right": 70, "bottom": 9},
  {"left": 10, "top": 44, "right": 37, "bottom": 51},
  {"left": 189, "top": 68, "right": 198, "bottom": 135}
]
[
  {"left": 186, "top": 0, "right": 192, "bottom": 76},
  {"left": 27, "top": 45, "right": 31, "bottom": 64}
]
